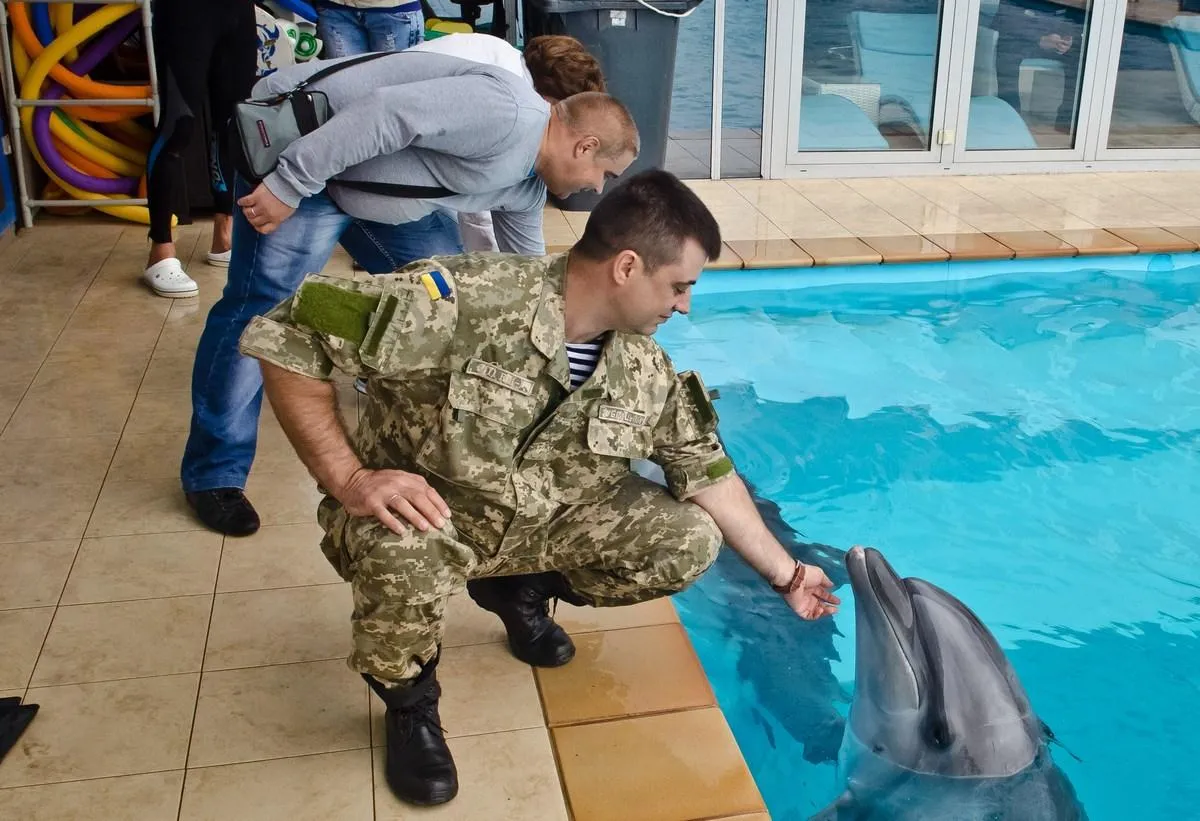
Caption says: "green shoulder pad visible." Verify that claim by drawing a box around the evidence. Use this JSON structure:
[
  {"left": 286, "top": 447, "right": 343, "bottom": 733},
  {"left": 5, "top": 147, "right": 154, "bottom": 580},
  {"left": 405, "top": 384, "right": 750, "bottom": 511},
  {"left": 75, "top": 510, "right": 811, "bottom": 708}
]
[
  {"left": 292, "top": 280, "right": 382, "bottom": 346},
  {"left": 680, "top": 370, "right": 719, "bottom": 431}
]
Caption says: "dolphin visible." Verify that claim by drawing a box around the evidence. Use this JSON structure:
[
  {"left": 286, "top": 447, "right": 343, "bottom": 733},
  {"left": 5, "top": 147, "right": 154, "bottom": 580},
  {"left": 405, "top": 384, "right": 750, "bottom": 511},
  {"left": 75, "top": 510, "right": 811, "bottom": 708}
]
[{"left": 813, "top": 547, "right": 1088, "bottom": 821}]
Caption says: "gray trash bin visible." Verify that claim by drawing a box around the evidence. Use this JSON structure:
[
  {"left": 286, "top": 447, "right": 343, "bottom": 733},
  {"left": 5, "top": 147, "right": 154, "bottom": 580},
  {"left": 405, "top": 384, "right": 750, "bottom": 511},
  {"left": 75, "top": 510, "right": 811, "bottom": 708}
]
[{"left": 523, "top": 0, "right": 704, "bottom": 211}]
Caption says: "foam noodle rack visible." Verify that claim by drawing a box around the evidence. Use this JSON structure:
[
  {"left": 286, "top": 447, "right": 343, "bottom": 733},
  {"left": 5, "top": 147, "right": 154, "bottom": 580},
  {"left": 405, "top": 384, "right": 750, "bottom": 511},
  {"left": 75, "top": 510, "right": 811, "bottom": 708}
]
[{"left": 0, "top": 0, "right": 160, "bottom": 229}]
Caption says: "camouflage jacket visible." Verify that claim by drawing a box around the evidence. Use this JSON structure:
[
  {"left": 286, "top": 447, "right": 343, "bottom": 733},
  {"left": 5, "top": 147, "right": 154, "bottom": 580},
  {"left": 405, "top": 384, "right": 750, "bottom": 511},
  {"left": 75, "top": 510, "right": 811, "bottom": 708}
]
[{"left": 239, "top": 252, "right": 733, "bottom": 552}]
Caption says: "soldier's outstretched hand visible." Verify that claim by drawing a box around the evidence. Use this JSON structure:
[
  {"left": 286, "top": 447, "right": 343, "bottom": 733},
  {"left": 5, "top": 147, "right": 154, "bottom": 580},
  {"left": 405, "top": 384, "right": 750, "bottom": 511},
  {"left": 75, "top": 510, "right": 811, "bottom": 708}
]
[{"left": 340, "top": 468, "right": 452, "bottom": 534}]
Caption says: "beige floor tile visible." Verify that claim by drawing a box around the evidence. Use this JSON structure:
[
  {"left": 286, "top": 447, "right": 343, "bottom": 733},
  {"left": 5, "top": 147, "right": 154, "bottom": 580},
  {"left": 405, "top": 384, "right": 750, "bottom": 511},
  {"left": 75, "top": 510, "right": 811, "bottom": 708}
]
[
  {"left": 725, "top": 240, "right": 813, "bottom": 269},
  {"left": 1050, "top": 229, "right": 1139, "bottom": 256},
  {"left": 0, "top": 607, "right": 55, "bottom": 689},
  {"left": 0, "top": 381, "right": 29, "bottom": 429},
  {"left": 442, "top": 591, "right": 507, "bottom": 648},
  {"left": 0, "top": 674, "right": 198, "bottom": 787},
  {"left": 31, "top": 352, "right": 149, "bottom": 395},
  {"left": 536, "top": 624, "right": 715, "bottom": 726},
  {"left": 555, "top": 598, "right": 679, "bottom": 634},
  {"left": 139, "top": 352, "right": 197, "bottom": 394},
  {"left": 373, "top": 728, "right": 569, "bottom": 821},
  {"left": 0, "top": 481, "right": 99, "bottom": 543},
  {"left": 62, "top": 532, "right": 221, "bottom": 605},
  {"left": 125, "top": 390, "right": 193, "bottom": 436},
  {"left": 793, "top": 237, "right": 882, "bottom": 266},
  {"left": 4, "top": 384, "right": 136, "bottom": 440},
  {"left": 552, "top": 708, "right": 765, "bottom": 821},
  {"left": 180, "top": 750, "right": 374, "bottom": 821},
  {"left": 1106, "top": 227, "right": 1199, "bottom": 254},
  {"left": 920, "top": 233, "right": 1015, "bottom": 261},
  {"left": 47, "top": 327, "right": 162, "bottom": 362},
  {"left": 86, "top": 478, "right": 199, "bottom": 538},
  {"left": 188, "top": 660, "right": 370, "bottom": 768},
  {"left": 243, "top": 470, "right": 325, "bottom": 527},
  {"left": 32, "top": 596, "right": 211, "bottom": 686},
  {"left": 108, "top": 431, "right": 188, "bottom": 481},
  {"left": 370, "top": 643, "right": 544, "bottom": 743},
  {"left": 705, "top": 243, "right": 744, "bottom": 270},
  {"left": 217, "top": 523, "right": 340, "bottom": 592},
  {"left": 0, "top": 540, "right": 78, "bottom": 610},
  {"left": 710, "top": 210, "right": 791, "bottom": 242},
  {"left": 0, "top": 434, "right": 117, "bottom": 490},
  {"left": 985, "top": 231, "right": 1079, "bottom": 258},
  {"left": 1163, "top": 225, "right": 1200, "bottom": 246},
  {"left": 859, "top": 235, "right": 949, "bottom": 263},
  {"left": 205, "top": 584, "right": 351, "bottom": 671},
  {"left": 0, "top": 771, "right": 185, "bottom": 821}
]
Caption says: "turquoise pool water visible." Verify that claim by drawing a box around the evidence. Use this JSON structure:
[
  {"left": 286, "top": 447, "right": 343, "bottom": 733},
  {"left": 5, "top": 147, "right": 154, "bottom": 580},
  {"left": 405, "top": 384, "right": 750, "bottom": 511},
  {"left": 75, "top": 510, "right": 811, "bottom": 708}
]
[{"left": 655, "top": 256, "right": 1200, "bottom": 821}]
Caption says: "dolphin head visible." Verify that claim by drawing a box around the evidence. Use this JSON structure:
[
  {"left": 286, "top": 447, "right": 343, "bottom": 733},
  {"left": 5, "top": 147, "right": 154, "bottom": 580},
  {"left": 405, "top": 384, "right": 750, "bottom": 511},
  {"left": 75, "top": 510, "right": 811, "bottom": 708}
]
[{"left": 844, "top": 547, "right": 1044, "bottom": 778}]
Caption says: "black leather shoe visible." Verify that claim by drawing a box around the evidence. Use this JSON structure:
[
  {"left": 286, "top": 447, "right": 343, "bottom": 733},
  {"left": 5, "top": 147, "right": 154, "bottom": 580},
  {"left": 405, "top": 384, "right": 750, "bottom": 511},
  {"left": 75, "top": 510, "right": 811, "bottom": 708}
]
[
  {"left": 467, "top": 573, "right": 578, "bottom": 668},
  {"left": 185, "top": 488, "right": 260, "bottom": 537},
  {"left": 365, "top": 661, "right": 458, "bottom": 806}
]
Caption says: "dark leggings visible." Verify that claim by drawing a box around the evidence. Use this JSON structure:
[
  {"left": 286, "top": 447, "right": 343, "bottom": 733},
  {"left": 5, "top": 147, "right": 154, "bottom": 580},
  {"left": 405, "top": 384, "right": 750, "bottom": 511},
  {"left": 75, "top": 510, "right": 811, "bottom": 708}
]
[{"left": 146, "top": 0, "right": 258, "bottom": 244}]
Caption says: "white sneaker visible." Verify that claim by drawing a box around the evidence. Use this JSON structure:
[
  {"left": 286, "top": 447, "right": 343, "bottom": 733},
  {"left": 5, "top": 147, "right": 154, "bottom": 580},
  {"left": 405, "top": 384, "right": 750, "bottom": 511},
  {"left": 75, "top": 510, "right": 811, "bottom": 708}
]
[
  {"left": 207, "top": 249, "right": 232, "bottom": 268},
  {"left": 142, "top": 258, "right": 199, "bottom": 298}
]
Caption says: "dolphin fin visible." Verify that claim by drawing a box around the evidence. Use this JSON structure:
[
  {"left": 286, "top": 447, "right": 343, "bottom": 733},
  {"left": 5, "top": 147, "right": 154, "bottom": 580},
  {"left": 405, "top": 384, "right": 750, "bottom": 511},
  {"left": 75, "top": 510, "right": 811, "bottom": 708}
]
[{"left": 1041, "top": 719, "right": 1084, "bottom": 763}]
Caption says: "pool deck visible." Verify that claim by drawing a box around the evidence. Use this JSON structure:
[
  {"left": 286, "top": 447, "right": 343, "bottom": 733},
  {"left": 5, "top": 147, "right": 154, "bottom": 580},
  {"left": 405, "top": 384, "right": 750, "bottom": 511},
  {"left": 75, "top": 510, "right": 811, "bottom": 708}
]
[
  {"left": 549, "top": 171, "right": 1200, "bottom": 270},
  {"left": 2, "top": 169, "right": 1198, "bottom": 820}
]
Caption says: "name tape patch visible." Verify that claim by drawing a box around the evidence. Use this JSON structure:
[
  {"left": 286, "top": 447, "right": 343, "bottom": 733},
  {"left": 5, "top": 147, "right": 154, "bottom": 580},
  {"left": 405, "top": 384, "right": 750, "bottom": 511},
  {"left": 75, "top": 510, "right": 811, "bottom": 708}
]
[
  {"left": 597, "top": 405, "right": 648, "bottom": 426},
  {"left": 465, "top": 359, "right": 535, "bottom": 396}
]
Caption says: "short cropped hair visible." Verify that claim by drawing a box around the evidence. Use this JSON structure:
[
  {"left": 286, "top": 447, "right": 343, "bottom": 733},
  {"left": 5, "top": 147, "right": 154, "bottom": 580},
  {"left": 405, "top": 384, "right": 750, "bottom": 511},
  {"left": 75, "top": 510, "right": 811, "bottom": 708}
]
[
  {"left": 523, "top": 35, "right": 606, "bottom": 100},
  {"left": 574, "top": 169, "right": 722, "bottom": 271},
  {"left": 557, "top": 92, "right": 640, "bottom": 158}
]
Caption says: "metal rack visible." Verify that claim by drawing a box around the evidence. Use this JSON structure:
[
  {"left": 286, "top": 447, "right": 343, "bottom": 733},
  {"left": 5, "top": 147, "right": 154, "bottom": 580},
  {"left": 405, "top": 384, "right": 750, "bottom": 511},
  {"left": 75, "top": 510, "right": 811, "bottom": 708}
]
[{"left": 0, "top": 0, "right": 160, "bottom": 228}]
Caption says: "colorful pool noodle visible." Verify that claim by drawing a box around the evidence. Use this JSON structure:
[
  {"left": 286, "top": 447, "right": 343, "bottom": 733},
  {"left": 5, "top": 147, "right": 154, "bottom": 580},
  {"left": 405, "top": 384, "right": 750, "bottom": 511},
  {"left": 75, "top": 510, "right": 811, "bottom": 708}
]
[
  {"left": 31, "top": 13, "right": 143, "bottom": 195},
  {"left": 16, "top": 2, "right": 161, "bottom": 225},
  {"left": 31, "top": 2, "right": 53, "bottom": 45}
]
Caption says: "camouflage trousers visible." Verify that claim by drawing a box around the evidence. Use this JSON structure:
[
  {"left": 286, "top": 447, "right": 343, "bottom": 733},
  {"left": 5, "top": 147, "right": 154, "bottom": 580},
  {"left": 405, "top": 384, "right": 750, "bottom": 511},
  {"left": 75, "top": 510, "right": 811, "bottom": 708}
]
[{"left": 317, "top": 474, "right": 722, "bottom": 682}]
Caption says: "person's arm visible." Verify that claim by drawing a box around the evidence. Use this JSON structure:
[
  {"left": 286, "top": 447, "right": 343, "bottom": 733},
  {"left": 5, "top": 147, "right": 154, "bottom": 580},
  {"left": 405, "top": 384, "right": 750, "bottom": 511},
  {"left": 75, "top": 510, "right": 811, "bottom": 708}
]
[
  {"left": 238, "top": 266, "right": 461, "bottom": 532},
  {"left": 491, "top": 201, "right": 547, "bottom": 256},
  {"left": 690, "top": 475, "right": 839, "bottom": 620},
  {"left": 263, "top": 74, "right": 524, "bottom": 208},
  {"left": 260, "top": 363, "right": 450, "bottom": 533},
  {"left": 649, "top": 364, "right": 838, "bottom": 620}
]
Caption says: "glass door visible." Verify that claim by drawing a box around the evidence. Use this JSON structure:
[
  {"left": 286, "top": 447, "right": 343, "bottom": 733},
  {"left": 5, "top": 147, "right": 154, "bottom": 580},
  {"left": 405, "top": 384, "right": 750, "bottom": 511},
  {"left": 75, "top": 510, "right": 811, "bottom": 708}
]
[
  {"left": 1096, "top": 0, "right": 1200, "bottom": 158},
  {"left": 778, "top": 0, "right": 960, "bottom": 168},
  {"left": 953, "top": 0, "right": 1102, "bottom": 162}
]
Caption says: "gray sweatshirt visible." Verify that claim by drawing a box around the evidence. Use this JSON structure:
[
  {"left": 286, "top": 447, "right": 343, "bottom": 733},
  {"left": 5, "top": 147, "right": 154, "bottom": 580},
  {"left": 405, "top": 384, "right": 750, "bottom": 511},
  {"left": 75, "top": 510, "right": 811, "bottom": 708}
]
[{"left": 255, "top": 51, "right": 550, "bottom": 255}]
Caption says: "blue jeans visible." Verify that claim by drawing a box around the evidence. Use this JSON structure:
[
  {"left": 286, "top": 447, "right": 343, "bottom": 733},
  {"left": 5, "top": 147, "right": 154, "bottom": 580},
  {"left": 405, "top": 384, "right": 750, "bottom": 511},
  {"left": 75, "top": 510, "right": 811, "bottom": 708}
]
[
  {"left": 316, "top": 4, "right": 424, "bottom": 57},
  {"left": 181, "top": 176, "right": 462, "bottom": 493}
]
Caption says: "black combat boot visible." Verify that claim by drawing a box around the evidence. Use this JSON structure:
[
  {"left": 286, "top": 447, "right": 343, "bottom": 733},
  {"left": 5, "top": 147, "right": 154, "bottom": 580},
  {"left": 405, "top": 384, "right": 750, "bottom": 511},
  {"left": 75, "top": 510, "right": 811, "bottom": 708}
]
[
  {"left": 364, "top": 656, "right": 457, "bottom": 806},
  {"left": 466, "top": 572, "right": 585, "bottom": 668}
]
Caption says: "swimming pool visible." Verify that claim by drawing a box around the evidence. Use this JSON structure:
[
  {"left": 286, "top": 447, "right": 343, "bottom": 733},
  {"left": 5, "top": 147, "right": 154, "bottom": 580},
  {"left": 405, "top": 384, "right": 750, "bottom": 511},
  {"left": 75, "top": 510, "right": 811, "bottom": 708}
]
[{"left": 655, "top": 254, "right": 1200, "bottom": 821}]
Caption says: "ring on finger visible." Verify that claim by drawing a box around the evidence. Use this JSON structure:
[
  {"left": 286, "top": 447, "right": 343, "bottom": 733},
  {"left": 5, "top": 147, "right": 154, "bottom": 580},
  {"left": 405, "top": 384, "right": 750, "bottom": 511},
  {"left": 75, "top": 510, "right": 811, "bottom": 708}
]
[{"left": 387, "top": 492, "right": 400, "bottom": 506}]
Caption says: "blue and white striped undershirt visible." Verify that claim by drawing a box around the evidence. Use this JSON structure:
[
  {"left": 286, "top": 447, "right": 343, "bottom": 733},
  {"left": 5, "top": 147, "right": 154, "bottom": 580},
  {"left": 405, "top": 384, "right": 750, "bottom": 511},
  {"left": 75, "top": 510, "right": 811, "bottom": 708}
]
[{"left": 565, "top": 337, "right": 605, "bottom": 390}]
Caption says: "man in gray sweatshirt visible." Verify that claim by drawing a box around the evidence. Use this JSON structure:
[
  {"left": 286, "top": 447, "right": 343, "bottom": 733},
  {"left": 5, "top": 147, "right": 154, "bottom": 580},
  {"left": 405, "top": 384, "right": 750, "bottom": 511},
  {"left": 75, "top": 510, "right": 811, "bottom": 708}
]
[{"left": 182, "top": 50, "right": 639, "bottom": 537}]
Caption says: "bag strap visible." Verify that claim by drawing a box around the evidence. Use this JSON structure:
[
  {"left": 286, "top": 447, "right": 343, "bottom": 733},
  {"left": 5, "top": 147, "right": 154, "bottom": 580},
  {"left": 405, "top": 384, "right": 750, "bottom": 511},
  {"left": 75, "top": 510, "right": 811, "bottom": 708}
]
[
  {"left": 334, "top": 180, "right": 456, "bottom": 198},
  {"left": 293, "top": 51, "right": 396, "bottom": 92}
]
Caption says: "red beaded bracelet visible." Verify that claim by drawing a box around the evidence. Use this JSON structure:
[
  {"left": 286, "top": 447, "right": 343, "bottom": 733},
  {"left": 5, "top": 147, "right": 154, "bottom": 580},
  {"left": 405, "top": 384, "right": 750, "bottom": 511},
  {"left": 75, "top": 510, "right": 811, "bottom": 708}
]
[{"left": 771, "top": 560, "right": 806, "bottom": 594}]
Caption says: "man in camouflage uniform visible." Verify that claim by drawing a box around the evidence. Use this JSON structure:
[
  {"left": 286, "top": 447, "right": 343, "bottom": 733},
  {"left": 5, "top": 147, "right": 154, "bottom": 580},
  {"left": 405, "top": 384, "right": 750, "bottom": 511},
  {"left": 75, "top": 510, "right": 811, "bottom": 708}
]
[{"left": 238, "top": 169, "right": 841, "bottom": 807}]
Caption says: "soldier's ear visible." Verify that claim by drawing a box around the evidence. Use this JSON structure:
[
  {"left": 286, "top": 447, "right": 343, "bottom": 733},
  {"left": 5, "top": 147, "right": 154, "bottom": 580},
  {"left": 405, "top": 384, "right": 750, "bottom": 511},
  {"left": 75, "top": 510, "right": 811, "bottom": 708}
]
[{"left": 613, "top": 250, "right": 638, "bottom": 285}]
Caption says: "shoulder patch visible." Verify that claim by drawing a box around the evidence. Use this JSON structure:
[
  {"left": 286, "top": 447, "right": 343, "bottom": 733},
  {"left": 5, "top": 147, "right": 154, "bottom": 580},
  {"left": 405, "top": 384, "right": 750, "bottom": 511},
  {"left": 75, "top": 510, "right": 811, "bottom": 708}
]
[
  {"left": 293, "top": 280, "right": 381, "bottom": 346},
  {"left": 418, "top": 269, "right": 455, "bottom": 303}
]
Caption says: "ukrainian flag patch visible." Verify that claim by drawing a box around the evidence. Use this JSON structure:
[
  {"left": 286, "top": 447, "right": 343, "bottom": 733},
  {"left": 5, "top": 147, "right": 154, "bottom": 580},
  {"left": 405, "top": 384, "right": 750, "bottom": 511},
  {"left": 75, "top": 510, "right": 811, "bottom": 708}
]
[{"left": 419, "top": 269, "right": 454, "bottom": 302}]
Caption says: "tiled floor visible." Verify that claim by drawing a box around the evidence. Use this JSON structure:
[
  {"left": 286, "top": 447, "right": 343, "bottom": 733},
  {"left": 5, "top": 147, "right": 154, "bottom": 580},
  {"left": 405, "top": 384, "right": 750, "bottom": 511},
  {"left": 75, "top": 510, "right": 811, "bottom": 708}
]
[{"left": 4, "top": 168, "right": 1200, "bottom": 820}]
